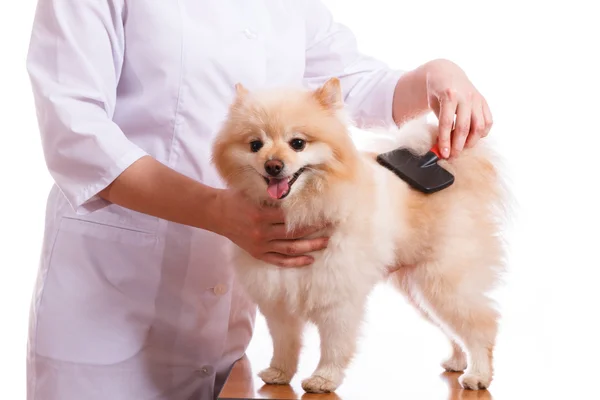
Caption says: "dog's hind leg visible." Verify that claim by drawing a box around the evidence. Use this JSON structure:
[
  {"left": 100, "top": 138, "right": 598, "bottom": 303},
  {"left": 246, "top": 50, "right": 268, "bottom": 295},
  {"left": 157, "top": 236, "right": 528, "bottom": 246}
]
[
  {"left": 405, "top": 262, "right": 500, "bottom": 390},
  {"left": 391, "top": 267, "right": 468, "bottom": 372}
]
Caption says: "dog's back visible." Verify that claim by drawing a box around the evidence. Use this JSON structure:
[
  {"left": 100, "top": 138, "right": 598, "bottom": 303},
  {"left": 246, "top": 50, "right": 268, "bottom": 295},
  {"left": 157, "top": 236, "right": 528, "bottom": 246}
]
[{"left": 353, "top": 118, "right": 509, "bottom": 266}]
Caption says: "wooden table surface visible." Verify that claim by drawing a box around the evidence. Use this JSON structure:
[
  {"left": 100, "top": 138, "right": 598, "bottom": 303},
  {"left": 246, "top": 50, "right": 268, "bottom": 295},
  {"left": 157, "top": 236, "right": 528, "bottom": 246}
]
[
  {"left": 215, "top": 284, "right": 552, "bottom": 400},
  {"left": 218, "top": 356, "right": 494, "bottom": 400}
]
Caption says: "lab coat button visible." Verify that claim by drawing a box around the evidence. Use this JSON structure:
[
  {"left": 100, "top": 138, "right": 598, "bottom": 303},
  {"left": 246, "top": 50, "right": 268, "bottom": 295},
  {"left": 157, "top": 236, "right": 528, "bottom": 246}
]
[
  {"left": 198, "top": 365, "right": 213, "bottom": 376},
  {"left": 213, "top": 284, "right": 228, "bottom": 296},
  {"left": 243, "top": 28, "right": 257, "bottom": 39}
]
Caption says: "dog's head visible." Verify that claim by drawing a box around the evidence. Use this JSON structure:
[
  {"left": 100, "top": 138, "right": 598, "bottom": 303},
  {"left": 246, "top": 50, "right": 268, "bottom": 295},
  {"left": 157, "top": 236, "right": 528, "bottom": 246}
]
[{"left": 212, "top": 78, "right": 359, "bottom": 204}]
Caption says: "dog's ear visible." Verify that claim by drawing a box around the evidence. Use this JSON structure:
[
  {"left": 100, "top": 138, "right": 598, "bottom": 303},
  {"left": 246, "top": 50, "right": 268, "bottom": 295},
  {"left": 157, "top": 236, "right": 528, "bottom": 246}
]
[
  {"left": 313, "top": 77, "right": 343, "bottom": 110},
  {"left": 231, "top": 83, "right": 253, "bottom": 111},
  {"left": 234, "top": 83, "right": 250, "bottom": 99}
]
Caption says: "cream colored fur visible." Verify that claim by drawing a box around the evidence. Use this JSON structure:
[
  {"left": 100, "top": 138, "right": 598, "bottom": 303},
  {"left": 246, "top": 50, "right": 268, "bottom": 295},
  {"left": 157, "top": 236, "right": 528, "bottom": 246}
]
[{"left": 211, "top": 79, "right": 510, "bottom": 393}]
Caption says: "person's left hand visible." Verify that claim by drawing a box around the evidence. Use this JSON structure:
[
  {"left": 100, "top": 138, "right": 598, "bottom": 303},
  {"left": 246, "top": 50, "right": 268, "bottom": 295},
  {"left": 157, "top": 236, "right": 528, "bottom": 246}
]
[{"left": 424, "top": 59, "right": 493, "bottom": 159}]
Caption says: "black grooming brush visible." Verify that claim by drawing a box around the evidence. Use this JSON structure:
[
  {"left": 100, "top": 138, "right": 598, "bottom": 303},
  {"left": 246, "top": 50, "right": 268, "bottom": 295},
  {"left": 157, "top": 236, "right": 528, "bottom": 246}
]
[{"left": 376, "top": 145, "right": 454, "bottom": 194}]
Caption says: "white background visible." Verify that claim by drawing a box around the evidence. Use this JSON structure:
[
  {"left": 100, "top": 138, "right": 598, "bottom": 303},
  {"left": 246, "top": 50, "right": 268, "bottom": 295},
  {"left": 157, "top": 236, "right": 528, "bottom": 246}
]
[{"left": 1, "top": 0, "right": 599, "bottom": 398}]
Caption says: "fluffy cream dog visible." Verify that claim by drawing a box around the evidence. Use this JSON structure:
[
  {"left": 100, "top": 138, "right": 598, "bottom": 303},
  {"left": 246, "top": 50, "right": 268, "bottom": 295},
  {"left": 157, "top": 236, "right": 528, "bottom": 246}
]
[{"left": 211, "top": 78, "right": 509, "bottom": 393}]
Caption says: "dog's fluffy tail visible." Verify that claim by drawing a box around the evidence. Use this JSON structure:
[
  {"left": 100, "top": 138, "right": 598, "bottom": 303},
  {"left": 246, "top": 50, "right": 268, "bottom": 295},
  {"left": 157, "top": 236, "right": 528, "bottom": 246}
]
[{"left": 349, "top": 116, "right": 436, "bottom": 155}]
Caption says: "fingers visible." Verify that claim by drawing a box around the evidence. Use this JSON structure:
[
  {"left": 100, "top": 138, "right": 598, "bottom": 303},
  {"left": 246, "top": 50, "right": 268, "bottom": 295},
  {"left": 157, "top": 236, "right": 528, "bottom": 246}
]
[
  {"left": 465, "top": 102, "right": 485, "bottom": 149},
  {"left": 247, "top": 224, "right": 329, "bottom": 267},
  {"left": 464, "top": 98, "right": 493, "bottom": 149},
  {"left": 262, "top": 253, "right": 314, "bottom": 268},
  {"left": 437, "top": 91, "right": 458, "bottom": 159},
  {"left": 436, "top": 93, "right": 492, "bottom": 155},
  {"left": 482, "top": 99, "right": 493, "bottom": 137},
  {"left": 452, "top": 102, "right": 471, "bottom": 153},
  {"left": 267, "top": 222, "right": 329, "bottom": 240},
  {"left": 259, "top": 236, "right": 330, "bottom": 268},
  {"left": 269, "top": 237, "right": 329, "bottom": 257},
  {"left": 256, "top": 205, "right": 286, "bottom": 225}
]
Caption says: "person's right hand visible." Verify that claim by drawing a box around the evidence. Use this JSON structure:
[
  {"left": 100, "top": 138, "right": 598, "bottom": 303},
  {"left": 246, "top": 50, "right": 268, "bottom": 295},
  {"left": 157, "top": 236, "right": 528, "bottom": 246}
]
[{"left": 209, "top": 189, "right": 330, "bottom": 267}]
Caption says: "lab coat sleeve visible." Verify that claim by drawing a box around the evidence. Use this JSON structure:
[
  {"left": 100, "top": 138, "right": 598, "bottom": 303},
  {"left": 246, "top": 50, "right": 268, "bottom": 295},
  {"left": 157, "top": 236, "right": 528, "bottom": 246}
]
[
  {"left": 302, "top": 0, "right": 405, "bottom": 128},
  {"left": 26, "top": 0, "right": 148, "bottom": 215}
]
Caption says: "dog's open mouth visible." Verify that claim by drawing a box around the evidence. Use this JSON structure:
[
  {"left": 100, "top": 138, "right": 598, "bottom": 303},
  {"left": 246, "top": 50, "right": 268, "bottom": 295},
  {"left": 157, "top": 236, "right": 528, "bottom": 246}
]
[{"left": 263, "top": 168, "right": 305, "bottom": 200}]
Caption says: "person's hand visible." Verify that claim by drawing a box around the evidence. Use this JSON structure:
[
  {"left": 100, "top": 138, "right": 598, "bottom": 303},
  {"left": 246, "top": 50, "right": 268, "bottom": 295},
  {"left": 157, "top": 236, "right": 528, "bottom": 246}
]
[
  {"left": 209, "top": 189, "right": 329, "bottom": 267},
  {"left": 424, "top": 59, "right": 493, "bottom": 159}
]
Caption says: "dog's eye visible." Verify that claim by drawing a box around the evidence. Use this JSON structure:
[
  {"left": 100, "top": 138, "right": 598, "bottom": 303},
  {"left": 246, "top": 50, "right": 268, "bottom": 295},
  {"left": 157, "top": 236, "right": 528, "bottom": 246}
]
[
  {"left": 289, "top": 138, "right": 306, "bottom": 151},
  {"left": 250, "top": 140, "right": 263, "bottom": 153}
]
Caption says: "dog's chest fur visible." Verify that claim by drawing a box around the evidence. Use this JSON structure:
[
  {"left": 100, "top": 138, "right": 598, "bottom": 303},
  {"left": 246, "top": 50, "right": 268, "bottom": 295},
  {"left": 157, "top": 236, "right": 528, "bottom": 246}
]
[{"left": 230, "top": 160, "right": 406, "bottom": 320}]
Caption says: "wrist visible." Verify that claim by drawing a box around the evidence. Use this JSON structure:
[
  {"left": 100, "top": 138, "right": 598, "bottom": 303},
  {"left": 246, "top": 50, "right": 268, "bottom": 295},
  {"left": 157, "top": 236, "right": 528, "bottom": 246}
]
[
  {"left": 392, "top": 59, "right": 463, "bottom": 124},
  {"left": 392, "top": 65, "right": 429, "bottom": 124},
  {"left": 420, "top": 58, "right": 465, "bottom": 88},
  {"left": 421, "top": 58, "right": 458, "bottom": 74},
  {"left": 190, "top": 185, "right": 224, "bottom": 234}
]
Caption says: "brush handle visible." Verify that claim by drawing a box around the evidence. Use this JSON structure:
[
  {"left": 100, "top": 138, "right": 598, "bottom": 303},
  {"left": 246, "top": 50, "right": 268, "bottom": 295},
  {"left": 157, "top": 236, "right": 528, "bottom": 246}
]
[{"left": 420, "top": 147, "right": 443, "bottom": 168}]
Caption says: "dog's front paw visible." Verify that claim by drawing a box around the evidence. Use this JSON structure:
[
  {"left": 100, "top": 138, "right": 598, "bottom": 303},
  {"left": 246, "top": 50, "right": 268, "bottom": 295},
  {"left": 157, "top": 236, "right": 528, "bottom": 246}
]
[
  {"left": 458, "top": 371, "right": 492, "bottom": 390},
  {"left": 442, "top": 354, "right": 467, "bottom": 372},
  {"left": 258, "top": 367, "right": 292, "bottom": 385},
  {"left": 301, "top": 375, "right": 339, "bottom": 393}
]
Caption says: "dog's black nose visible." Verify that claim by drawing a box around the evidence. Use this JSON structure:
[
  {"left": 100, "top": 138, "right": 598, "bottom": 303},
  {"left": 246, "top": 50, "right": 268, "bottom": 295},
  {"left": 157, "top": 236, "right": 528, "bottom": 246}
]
[{"left": 265, "top": 160, "right": 284, "bottom": 177}]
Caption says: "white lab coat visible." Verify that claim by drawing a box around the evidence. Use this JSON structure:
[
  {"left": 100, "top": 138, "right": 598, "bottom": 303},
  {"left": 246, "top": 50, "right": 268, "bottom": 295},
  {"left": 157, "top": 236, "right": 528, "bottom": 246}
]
[{"left": 25, "top": 0, "right": 402, "bottom": 399}]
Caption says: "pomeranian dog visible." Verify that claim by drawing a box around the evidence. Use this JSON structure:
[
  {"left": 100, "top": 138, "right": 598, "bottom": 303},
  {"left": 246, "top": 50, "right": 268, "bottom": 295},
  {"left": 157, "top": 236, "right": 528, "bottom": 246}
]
[{"left": 211, "top": 78, "right": 509, "bottom": 393}]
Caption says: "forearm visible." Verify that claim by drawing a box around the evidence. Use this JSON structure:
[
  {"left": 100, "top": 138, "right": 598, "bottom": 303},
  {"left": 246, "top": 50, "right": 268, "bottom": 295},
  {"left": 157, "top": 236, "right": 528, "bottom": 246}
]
[
  {"left": 99, "top": 155, "right": 221, "bottom": 232},
  {"left": 392, "top": 63, "right": 430, "bottom": 125}
]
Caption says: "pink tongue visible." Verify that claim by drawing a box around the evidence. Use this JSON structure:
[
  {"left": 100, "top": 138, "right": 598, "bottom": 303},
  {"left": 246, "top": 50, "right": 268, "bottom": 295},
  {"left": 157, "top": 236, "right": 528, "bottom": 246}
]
[{"left": 267, "top": 178, "right": 289, "bottom": 199}]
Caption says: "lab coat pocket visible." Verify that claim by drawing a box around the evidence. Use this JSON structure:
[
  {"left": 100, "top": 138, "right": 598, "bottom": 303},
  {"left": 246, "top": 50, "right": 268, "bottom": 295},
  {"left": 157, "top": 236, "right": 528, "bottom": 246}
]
[{"left": 35, "top": 217, "right": 161, "bottom": 365}]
